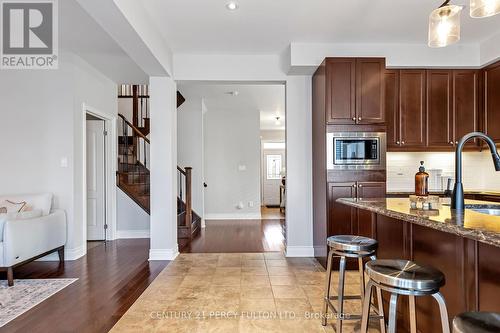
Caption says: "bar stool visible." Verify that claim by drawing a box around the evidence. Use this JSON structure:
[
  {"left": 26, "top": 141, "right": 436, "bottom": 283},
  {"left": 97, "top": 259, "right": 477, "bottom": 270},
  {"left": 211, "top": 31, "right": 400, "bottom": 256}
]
[
  {"left": 452, "top": 312, "right": 500, "bottom": 333},
  {"left": 360, "top": 259, "right": 450, "bottom": 333},
  {"left": 322, "top": 235, "right": 386, "bottom": 333}
]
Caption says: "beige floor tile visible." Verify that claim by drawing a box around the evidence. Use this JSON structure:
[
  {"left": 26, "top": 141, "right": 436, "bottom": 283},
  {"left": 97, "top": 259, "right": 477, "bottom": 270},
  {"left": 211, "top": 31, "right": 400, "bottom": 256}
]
[
  {"left": 163, "top": 298, "right": 209, "bottom": 312},
  {"left": 211, "top": 274, "right": 241, "bottom": 286},
  {"left": 203, "top": 297, "right": 241, "bottom": 314},
  {"left": 162, "top": 267, "right": 190, "bottom": 276},
  {"left": 196, "top": 318, "right": 240, "bottom": 333},
  {"left": 217, "top": 258, "right": 242, "bottom": 267},
  {"left": 238, "top": 318, "right": 282, "bottom": 333},
  {"left": 179, "top": 275, "right": 213, "bottom": 289},
  {"left": 214, "top": 267, "right": 242, "bottom": 275},
  {"left": 241, "top": 266, "right": 268, "bottom": 275},
  {"left": 280, "top": 318, "right": 326, "bottom": 333},
  {"left": 240, "top": 285, "right": 274, "bottom": 299},
  {"left": 267, "top": 266, "right": 295, "bottom": 276},
  {"left": 239, "top": 298, "right": 277, "bottom": 313},
  {"left": 192, "top": 259, "right": 219, "bottom": 267},
  {"left": 209, "top": 285, "right": 242, "bottom": 299},
  {"left": 154, "top": 318, "right": 201, "bottom": 333},
  {"left": 272, "top": 285, "right": 307, "bottom": 299},
  {"left": 241, "top": 253, "right": 264, "bottom": 260},
  {"left": 302, "top": 285, "right": 327, "bottom": 301},
  {"left": 188, "top": 266, "right": 216, "bottom": 276},
  {"left": 242, "top": 259, "right": 266, "bottom": 267},
  {"left": 265, "top": 259, "right": 288, "bottom": 267},
  {"left": 269, "top": 275, "right": 297, "bottom": 286},
  {"left": 292, "top": 265, "right": 321, "bottom": 273},
  {"left": 274, "top": 298, "right": 313, "bottom": 317},
  {"left": 176, "top": 286, "right": 212, "bottom": 300},
  {"left": 110, "top": 311, "right": 159, "bottom": 332},
  {"left": 286, "top": 257, "right": 317, "bottom": 266},
  {"left": 241, "top": 274, "right": 271, "bottom": 286},
  {"left": 295, "top": 271, "right": 326, "bottom": 285},
  {"left": 218, "top": 253, "right": 242, "bottom": 259},
  {"left": 264, "top": 252, "right": 285, "bottom": 260}
]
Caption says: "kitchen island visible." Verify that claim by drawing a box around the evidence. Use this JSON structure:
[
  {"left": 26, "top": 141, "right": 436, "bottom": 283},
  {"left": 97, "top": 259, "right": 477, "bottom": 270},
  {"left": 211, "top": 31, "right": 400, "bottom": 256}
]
[{"left": 337, "top": 197, "right": 500, "bottom": 332}]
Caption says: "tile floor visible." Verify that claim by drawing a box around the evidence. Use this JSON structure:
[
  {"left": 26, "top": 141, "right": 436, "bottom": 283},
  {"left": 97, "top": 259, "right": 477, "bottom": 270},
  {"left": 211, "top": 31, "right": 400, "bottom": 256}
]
[{"left": 111, "top": 253, "right": 382, "bottom": 332}]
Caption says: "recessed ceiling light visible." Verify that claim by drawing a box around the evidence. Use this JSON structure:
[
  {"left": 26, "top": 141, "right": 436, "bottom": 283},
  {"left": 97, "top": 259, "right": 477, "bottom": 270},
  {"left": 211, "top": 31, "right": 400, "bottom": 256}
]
[{"left": 226, "top": 2, "right": 239, "bottom": 11}]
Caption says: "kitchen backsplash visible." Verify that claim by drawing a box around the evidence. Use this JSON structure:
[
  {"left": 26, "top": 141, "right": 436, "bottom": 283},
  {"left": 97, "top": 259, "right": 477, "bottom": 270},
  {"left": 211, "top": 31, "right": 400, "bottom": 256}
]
[{"left": 387, "top": 151, "right": 500, "bottom": 192}]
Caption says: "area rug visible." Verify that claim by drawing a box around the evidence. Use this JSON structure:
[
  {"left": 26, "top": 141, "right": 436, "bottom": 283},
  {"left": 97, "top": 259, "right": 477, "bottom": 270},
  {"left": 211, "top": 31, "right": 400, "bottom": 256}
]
[{"left": 0, "top": 278, "right": 78, "bottom": 327}]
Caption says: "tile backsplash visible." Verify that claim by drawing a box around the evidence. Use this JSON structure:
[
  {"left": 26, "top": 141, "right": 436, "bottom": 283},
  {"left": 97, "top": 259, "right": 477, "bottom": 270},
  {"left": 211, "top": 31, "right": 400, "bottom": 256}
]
[{"left": 387, "top": 151, "right": 500, "bottom": 192}]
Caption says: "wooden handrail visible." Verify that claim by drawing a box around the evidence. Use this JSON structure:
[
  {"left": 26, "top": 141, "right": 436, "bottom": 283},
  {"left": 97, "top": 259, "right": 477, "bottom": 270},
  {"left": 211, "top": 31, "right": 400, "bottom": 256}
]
[
  {"left": 118, "top": 113, "right": 150, "bottom": 143},
  {"left": 177, "top": 166, "right": 186, "bottom": 175}
]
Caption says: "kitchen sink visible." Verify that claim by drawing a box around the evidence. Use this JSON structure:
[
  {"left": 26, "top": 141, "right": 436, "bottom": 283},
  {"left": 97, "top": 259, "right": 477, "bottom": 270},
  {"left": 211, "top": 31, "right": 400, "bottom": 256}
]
[{"left": 465, "top": 204, "right": 500, "bottom": 216}]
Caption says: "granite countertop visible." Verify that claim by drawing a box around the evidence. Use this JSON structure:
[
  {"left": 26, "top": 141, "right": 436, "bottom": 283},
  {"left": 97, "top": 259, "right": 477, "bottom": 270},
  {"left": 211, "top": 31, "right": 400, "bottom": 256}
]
[
  {"left": 387, "top": 190, "right": 500, "bottom": 196},
  {"left": 337, "top": 197, "right": 500, "bottom": 247}
]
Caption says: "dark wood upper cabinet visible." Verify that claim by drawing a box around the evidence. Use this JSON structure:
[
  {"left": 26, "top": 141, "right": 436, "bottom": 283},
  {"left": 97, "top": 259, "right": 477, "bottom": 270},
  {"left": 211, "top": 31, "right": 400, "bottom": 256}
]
[
  {"left": 399, "top": 70, "right": 426, "bottom": 149},
  {"left": 454, "top": 70, "right": 479, "bottom": 145},
  {"left": 385, "top": 70, "right": 400, "bottom": 148},
  {"left": 356, "top": 58, "right": 386, "bottom": 124},
  {"left": 326, "top": 57, "right": 385, "bottom": 124},
  {"left": 484, "top": 62, "right": 500, "bottom": 142},
  {"left": 426, "top": 70, "right": 453, "bottom": 148},
  {"left": 326, "top": 58, "right": 356, "bottom": 124}
]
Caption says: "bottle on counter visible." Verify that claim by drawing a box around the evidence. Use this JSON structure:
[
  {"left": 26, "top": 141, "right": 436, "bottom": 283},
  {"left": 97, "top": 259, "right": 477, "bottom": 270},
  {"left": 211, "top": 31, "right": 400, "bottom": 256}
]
[{"left": 415, "top": 161, "right": 429, "bottom": 196}]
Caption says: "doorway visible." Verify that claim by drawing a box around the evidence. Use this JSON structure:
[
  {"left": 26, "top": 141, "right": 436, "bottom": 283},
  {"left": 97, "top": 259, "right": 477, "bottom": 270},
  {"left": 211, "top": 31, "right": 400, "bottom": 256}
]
[{"left": 86, "top": 114, "right": 107, "bottom": 241}]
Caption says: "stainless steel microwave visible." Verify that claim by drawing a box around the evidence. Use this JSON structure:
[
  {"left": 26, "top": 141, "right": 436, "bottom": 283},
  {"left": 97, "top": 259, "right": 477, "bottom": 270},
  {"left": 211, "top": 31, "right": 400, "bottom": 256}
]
[{"left": 327, "top": 132, "right": 386, "bottom": 170}]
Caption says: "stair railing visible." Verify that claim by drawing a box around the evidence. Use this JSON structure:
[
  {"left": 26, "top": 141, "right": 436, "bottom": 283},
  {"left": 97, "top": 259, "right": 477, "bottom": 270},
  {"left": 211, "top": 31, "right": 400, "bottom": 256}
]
[
  {"left": 177, "top": 166, "right": 192, "bottom": 230},
  {"left": 117, "top": 114, "right": 150, "bottom": 191}
]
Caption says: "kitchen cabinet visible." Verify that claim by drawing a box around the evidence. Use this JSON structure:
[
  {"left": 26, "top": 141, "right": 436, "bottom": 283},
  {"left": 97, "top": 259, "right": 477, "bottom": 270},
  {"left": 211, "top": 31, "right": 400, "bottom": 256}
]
[
  {"left": 328, "top": 181, "right": 386, "bottom": 237},
  {"left": 326, "top": 58, "right": 385, "bottom": 124},
  {"left": 426, "top": 70, "right": 453, "bottom": 148},
  {"left": 454, "top": 70, "right": 479, "bottom": 146},
  {"left": 399, "top": 70, "right": 426, "bottom": 149},
  {"left": 484, "top": 61, "right": 500, "bottom": 142},
  {"left": 385, "top": 69, "right": 479, "bottom": 151},
  {"left": 385, "top": 70, "right": 400, "bottom": 148}
]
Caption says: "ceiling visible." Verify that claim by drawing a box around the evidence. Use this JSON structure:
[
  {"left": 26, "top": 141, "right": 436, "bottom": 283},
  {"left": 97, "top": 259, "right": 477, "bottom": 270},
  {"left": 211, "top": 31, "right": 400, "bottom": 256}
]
[
  {"left": 140, "top": 0, "right": 500, "bottom": 54},
  {"left": 60, "top": 0, "right": 147, "bottom": 83},
  {"left": 178, "top": 83, "right": 286, "bottom": 130}
]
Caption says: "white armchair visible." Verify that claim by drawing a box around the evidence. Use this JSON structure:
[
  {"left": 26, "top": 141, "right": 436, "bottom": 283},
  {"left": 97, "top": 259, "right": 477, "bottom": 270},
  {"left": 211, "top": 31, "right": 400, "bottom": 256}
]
[{"left": 0, "top": 193, "right": 67, "bottom": 286}]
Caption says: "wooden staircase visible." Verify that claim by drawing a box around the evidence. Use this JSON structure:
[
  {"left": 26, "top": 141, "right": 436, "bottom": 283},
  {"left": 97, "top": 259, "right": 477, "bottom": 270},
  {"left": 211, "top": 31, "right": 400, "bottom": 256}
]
[{"left": 117, "top": 85, "right": 197, "bottom": 250}]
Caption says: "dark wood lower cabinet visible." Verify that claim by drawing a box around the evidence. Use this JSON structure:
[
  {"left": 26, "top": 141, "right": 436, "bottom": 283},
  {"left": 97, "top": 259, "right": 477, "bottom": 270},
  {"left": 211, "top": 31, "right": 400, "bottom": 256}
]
[{"left": 359, "top": 212, "right": 500, "bottom": 332}]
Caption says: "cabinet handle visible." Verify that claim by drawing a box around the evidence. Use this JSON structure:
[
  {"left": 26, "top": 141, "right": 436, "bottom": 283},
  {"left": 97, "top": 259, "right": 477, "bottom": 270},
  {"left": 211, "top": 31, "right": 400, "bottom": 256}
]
[
  {"left": 450, "top": 141, "right": 454, "bottom": 145},
  {"left": 358, "top": 184, "right": 363, "bottom": 187},
  {"left": 455, "top": 141, "right": 458, "bottom": 144},
  {"left": 358, "top": 117, "right": 362, "bottom": 121},
  {"left": 396, "top": 141, "right": 400, "bottom": 145},
  {"left": 401, "top": 141, "right": 405, "bottom": 145},
  {"left": 352, "top": 117, "right": 356, "bottom": 121}
]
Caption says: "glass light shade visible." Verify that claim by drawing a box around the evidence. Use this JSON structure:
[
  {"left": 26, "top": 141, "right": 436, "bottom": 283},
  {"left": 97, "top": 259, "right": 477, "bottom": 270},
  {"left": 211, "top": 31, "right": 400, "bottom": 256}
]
[
  {"left": 428, "top": 5, "right": 463, "bottom": 48},
  {"left": 470, "top": 0, "right": 500, "bottom": 17}
]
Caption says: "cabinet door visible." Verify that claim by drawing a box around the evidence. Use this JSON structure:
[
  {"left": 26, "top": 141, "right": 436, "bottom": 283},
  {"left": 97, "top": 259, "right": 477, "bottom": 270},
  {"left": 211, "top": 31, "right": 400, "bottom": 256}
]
[
  {"left": 453, "top": 70, "right": 479, "bottom": 146},
  {"left": 357, "top": 181, "right": 387, "bottom": 199},
  {"left": 356, "top": 58, "right": 385, "bottom": 124},
  {"left": 400, "top": 70, "right": 426, "bottom": 148},
  {"left": 385, "top": 70, "right": 400, "bottom": 148},
  {"left": 328, "top": 182, "right": 356, "bottom": 236},
  {"left": 326, "top": 58, "right": 356, "bottom": 124},
  {"left": 484, "top": 62, "right": 500, "bottom": 142},
  {"left": 426, "top": 70, "right": 453, "bottom": 148}
]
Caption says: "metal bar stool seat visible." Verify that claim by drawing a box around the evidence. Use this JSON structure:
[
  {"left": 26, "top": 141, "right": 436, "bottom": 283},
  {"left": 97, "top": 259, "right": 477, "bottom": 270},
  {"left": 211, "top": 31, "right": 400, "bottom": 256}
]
[
  {"left": 360, "top": 259, "right": 450, "bottom": 333},
  {"left": 323, "top": 235, "right": 386, "bottom": 333},
  {"left": 452, "top": 312, "right": 500, "bottom": 333}
]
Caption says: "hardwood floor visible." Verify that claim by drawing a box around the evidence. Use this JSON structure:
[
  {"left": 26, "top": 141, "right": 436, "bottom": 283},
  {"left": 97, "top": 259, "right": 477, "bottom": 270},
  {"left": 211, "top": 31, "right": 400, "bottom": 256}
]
[
  {"left": 182, "top": 219, "right": 285, "bottom": 253},
  {"left": 1, "top": 239, "right": 168, "bottom": 333}
]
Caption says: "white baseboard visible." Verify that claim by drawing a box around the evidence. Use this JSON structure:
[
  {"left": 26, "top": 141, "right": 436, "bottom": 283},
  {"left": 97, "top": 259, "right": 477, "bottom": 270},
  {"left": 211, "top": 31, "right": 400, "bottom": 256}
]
[
  {"left": 149, "top": 248, "right": 179, "bottom": 261},
  {"left": 37, "top": 245, "right": 85, "bottom": 261},
  {"left": 204, "top": 213, "right": 262, "bottom": 220},
  {"left": 285, "top": 246, "right": 314, "bottom": 257},
  {"left": 116, "top": 229, "right": 150, "bottom": 239}
]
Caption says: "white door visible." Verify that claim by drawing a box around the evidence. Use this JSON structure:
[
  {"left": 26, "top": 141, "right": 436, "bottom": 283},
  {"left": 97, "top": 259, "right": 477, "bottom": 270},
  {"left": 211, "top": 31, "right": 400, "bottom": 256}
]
[
  {"left": 263, "top": 149, "right": 285, "bottom": 206},
  {"left": 86, "top": 120, "right": 106, "bottom": 240}
]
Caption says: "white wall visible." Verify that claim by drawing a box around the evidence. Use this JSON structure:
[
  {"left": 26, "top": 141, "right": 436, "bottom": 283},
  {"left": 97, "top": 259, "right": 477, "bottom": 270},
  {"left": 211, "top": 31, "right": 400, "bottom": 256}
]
[
  {"left": 177, "top": 98, "right": 205, "bottom": 218},
  {"left": 0, "top": 51, "right": 117, "bottom": 259},
  {"left": 387, "top": 151, "right": 500, "bottom": 192},
  {"left": 261, "top": 129, "right": 285, "bottom": 142},
  {"left": 116, "top": 188, "right": 150, "bottom": 237},
  {"left": 204, "top": 107, "right": 261, "bottom": 219}
]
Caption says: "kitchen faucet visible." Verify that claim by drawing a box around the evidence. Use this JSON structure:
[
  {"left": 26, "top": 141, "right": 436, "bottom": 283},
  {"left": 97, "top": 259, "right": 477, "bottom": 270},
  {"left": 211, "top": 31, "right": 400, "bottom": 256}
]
[{"left": 452, "top": 132, "right": 500, "bottom": 210}]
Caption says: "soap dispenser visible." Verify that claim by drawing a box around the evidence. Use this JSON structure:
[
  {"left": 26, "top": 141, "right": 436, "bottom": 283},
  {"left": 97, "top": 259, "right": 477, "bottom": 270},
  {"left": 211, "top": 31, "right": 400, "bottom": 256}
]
[{"left": 415, "top": 161, "right": 429, "bottom": 196}]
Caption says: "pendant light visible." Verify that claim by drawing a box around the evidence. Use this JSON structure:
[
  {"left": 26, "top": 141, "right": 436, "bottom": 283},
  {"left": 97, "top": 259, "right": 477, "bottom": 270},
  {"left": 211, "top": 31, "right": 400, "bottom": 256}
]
[
  {"left": 470, "top": 0, "right": 500, "bottom": 17},
  {"left": 428, "top": 2, "right": 463, "bottom": 48}
]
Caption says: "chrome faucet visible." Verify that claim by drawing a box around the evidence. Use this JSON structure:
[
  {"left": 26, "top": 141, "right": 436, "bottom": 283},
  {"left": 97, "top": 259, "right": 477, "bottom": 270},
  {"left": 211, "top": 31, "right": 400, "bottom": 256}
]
[{"left": 452, "top": 132, "right": 500, "bottom": 210}]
